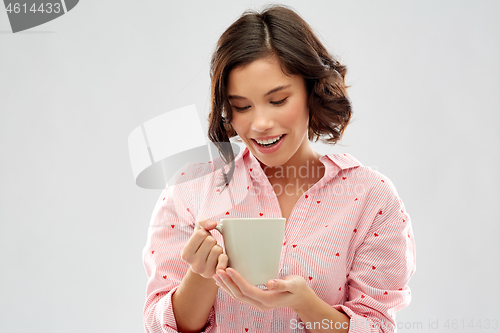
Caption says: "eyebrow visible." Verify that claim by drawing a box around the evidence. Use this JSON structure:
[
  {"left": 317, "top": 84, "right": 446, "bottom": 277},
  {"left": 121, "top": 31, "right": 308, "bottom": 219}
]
[{"left": 227, "top": 84, "right": 291, "bottom": 100}]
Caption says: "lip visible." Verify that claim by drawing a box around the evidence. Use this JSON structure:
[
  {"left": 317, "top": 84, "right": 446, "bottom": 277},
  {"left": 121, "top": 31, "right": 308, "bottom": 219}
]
[
  {"left": 252, "top": 134, "right": 283, "bottom": 141},
  {"left": 252, "top": 134, "right": 286, "bottom": 154}
]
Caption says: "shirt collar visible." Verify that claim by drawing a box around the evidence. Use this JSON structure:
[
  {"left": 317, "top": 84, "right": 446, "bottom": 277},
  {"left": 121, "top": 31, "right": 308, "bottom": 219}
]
[{"left": 238, "top": 146, "right": 361, "bottom": 182}]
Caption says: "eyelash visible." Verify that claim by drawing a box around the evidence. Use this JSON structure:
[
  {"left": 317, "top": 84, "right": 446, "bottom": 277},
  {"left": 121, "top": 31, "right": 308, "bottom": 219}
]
[{"left": 233, "top": 97, "right": 288, "bottom": 112}]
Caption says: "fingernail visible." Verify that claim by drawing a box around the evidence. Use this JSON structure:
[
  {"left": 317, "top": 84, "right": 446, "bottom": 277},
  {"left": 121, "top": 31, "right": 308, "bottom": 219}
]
[
  {"left": 227, "top": 269, "right": 233, "bottom": 277},
  {"left": 270, "top": 280, "right": 276, "bottom": 289}
]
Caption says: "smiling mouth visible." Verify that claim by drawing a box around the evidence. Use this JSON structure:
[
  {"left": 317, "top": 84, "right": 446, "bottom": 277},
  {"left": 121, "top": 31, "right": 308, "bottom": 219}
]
[{"left": 252, "top": 134, "right": 284, "bottom": 147}]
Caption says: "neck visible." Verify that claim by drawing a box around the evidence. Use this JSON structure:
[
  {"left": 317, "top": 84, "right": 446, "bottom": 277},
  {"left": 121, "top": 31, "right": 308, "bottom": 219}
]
[{"left": 258, "top": 144, "right": 324, "bottom": 184}]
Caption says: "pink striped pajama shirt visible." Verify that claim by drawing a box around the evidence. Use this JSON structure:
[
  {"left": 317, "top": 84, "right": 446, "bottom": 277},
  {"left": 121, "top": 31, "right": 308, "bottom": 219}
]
[{"left": 142, "top": 147, "right": 416, "bottom": 332}]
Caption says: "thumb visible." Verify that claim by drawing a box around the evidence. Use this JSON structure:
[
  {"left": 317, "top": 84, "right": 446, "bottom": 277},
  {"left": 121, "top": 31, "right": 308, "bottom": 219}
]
[
  {"left": 266, "top": 279, "right": 291, "bottom": 292},
  {"left": 197, "top": 217, "right": 217, "bottom": 230}
]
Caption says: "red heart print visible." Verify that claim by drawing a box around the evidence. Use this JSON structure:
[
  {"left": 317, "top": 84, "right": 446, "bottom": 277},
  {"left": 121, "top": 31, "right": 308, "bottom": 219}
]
[
  {"left": 305, "top": 194, "right": 308, "bottom": 198},
  {"left": 245, "top": 329, "right": 249, "bottom": 332},
  {"left": 381, "top": 180, "right": 384, "bottom": 183},
  {"left": 308, "top": 276, "right": 313, "bottom": 281},
  {"left": 156, "top": 293, "right": 159, "bottom": 296},
  {"left": 317, "top": 201, "right": 321, "bottom": 204},
  {"left": 171, "top": 225, "right": 175, "bottom": 228},
  {"left": 247, "top": 186, "right": 249, "bottom": 190},
  {"left": 163, "top": 275, "right": 167, "bottom": 279},
  {"left": 249, "top": 168, "right": 253, "bottom": 172},
  {"left": 398, "top": 288, "right": 402, "bottom": 291},
  {"left": 342, "top": 177, "right": 346, "bottom": 180},
  {"left": 353, "top": 229, "right": 357, "bottom": 233},
  {"left": 186, "top": 208, "right": 190, "bottom": 212},
  {"left": 401, "top": 209, "right": 403, "bottom": 213},
  {"left": 361, "top": 295, "right": 365, "bottom": 298},
  {"left": 335, "top": 252, "right": 339, "bottom": 256},
  {"left": 343, "top": 154, "right": 346, "bottom": 156},
  {"left": 292, "top": 245, "right": 297, "bottom": 248},
  {"left": 259, "top": 213, "right": 263, "bottom": 216},
  {"left": 354, "top": 198, "right": 358, "bottom": 201},
  {"left": 339, "top": 287, "right": 341, "bottom": 291},
  {"left": 372, "top": 266, "right": 376, "bottom": 270},
  {"left": 208, "top": 161, "right": 212, "bottom": 163},
  {"left": 378, "top": 210, "right": 383, "bottom": 215},
  {"left": 384, "top": 291, "right": 388, "bottom": 295},
  {"left": 325, "top": 225, "right": 328, "bottom": 227},
  {"left": 162, "top": 198, "right": 165, "bottom": 201},
  {"left": 374, "top": 233, "right": 379, "bottom": 237},
  {"left": 408, "top": 234, "right": 410, "bottom": 238},
  {"left": 283, "top": 241, "right": 286, "bottom": 246},
  {"left": 151, "top": 251, "right": 155, "bottom": 254},
  {"left": 226, "top": 211, "right": 229, "bottom": 215},
  {"left": 216, "top": 189, "right": 220, "bottom": 192},
  {"left": 403, "top": 219, "right": 406, "bottom": 222}
]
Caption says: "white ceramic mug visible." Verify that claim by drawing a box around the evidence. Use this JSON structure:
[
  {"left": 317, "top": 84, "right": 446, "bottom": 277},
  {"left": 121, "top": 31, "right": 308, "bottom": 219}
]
[{"left": 216, "top": 218, "right": 286, "bottom": 285}]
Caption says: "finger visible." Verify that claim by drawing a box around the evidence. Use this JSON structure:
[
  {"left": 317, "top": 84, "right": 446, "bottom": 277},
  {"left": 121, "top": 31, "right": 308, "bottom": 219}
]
[
  {"left": 181, "top": 227, "right": 211, "bottom": 262},
  {"left": 186, "top": 235, "right": 217, "bottom": 273},
  {"left": 217, "top": 270, "right": 268, "bottom": 310},
  {"left": 216, "top": 270, "right": 242, "bottom": 299},
  {"left": 216, "top": 253, "right": 228, "bottom": 271},
  {"left": 195, "top": 235, "right": 218, "bottom": 262},
  {"left": 225, "top": 268, "right": 264, "bottom": 297},
  {"left": 197, "top": 217, "right": 217, "bottom": 230},
  {"left": 203, "top": 245, "right": 223, "bottom": 277},
  {"left": 213, "top": 274, "right": 235, "bottom": 298},
  {"left": 266, "top": 279, "right": 291, "bottom": 292}
]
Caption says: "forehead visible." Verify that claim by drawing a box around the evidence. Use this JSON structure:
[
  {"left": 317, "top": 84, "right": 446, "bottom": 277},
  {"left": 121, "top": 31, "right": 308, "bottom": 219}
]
[{"left": 227, "top": 57, "right": 301, "bottom": 95}]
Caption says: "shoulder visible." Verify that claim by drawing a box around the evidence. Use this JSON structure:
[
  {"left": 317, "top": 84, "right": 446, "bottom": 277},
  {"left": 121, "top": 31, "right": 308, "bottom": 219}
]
[{"left": 324, "top": 153, "right": 404, "bottom": 211}]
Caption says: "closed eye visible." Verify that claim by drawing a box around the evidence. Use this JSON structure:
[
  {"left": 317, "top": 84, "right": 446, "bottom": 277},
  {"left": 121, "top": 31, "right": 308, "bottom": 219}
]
[
  {"left": 270, "top": 97, "right": 288, "bottom": 106},
  {"left": 233, "top": 105, "right": 250, "bottom": 112}
]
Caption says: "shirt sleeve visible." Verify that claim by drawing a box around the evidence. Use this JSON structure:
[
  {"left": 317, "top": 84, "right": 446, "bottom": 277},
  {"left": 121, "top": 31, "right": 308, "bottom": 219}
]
[
  {"left": 142, "top": 168, "right": 216, "bottom": 333},
  {"left": 333, "top": 176, "right": 416, "bottom": 333}
]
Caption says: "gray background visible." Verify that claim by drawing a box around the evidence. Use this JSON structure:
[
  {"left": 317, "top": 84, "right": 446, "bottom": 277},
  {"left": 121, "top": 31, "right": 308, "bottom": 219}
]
[{"left": 1, "top": 0, "right": 499, "bottom": 332}]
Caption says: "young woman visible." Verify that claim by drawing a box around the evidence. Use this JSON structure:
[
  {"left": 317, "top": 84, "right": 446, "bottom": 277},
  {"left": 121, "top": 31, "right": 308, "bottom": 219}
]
[{"left": 143, "top": 5, "right": 415, "bottom": 333}]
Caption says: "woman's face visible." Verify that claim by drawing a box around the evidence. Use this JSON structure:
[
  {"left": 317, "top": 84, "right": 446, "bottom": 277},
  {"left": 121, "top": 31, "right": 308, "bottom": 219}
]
[{"left": 227, "top": 57, "right": 311, "bottom": 167}]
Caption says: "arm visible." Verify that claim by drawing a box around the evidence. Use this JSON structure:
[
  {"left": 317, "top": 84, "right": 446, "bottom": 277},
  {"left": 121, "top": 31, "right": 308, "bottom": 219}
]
[
  {"left": 290, "top": 288, "right": 350, "bottom": 332},
  {"left": 143, "top": 178, "right": 226, "bottom": 332},
  {"left": 173, "top": 220, "right": 228, "bottom": 333},
  {"left": 172, "top": 268, "right": 218, "bottom": 333},
  {"left": 331, "top": 177, "right": 416, "bottom": 332}
]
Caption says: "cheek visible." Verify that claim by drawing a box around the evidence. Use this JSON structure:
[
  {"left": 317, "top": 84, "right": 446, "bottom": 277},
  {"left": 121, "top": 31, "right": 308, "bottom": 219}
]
[
  {"left": 288, "top": 102, "right": 309, "bottom": 127},
  {"left": 229, "top": 115, "right": 245, "bottom": 134}
]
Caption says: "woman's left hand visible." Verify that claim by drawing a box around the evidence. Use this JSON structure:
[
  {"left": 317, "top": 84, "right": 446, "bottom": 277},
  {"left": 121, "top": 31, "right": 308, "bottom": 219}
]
[{"left": 213, "top": 268, "right": 314, "bottom": 312}]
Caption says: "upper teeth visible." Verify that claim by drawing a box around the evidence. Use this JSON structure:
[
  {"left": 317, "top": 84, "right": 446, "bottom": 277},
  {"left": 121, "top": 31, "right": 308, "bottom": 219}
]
[{"left": 256, "top": 135, "right": 283, "bottom": 145}]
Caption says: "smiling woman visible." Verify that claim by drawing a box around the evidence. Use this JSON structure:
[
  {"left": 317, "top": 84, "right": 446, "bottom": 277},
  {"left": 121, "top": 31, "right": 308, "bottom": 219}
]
[
  {"left": 208, "top": 5, "right": 351, "bottom": 186},
  {"left": 142, "top": 4, "right": 415, "bottom": 333}
]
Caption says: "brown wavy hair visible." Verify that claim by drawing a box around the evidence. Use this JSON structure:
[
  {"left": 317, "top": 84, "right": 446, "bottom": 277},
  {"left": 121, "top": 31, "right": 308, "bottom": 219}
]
[{"left": 208, "top": 4, "right": 352, "bottom": 187}]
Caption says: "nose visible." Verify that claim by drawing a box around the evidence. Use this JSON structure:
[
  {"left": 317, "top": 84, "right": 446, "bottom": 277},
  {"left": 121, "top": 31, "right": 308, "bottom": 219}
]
[{"left": 250, "top": 106, "right": 274, "bottom": 133}]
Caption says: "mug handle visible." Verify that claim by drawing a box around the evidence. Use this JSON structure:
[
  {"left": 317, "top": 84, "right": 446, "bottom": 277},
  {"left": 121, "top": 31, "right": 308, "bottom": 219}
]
[{"left": 214, "top": 223, "right": 223, "bottom": 235}]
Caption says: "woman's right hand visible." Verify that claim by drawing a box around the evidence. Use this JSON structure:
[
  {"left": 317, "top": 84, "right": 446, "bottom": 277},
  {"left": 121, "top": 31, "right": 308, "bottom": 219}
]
[{"left": 180, "top": 218, "right": 228, "bottom": 279}]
